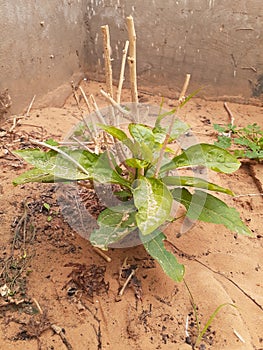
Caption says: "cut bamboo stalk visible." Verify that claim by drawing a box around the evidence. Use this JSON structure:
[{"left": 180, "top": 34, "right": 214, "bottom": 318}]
[
  {"left": 126, "top": 16, "right": 138, "bottom": 105},
  {"left": 101, "top": 25, "right": 113, "bottom": 98},
  {"left": 117, "top": 40, "right": 129, "bottom": 104},
  {"left": 179, "top": 73, "right": 191, "bottom": 102},
  {"left": 154, "top": 74, "right": 191, "bottom": 178}
]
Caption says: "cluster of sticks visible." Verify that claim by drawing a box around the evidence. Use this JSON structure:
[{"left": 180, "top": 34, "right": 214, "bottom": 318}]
[{"left": 101, "top": 15, "right": 138, "bottom": 106}]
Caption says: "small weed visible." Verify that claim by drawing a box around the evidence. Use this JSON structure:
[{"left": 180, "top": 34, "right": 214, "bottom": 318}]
[
  {"left": 214, "top": 122, "right": 263, "bottom": 161},
  {"left": 184, "top": 280, "right": 237, "bottom": 348},
  {"left": 43, "top": 202, "right": 50, "bottom": 211}
]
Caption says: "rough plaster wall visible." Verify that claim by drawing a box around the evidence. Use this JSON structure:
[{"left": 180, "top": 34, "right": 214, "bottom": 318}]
[
  {"left": 86, "top": 0, "right": 263, "bottom": 100},
  {"left": 0, "top": 0, "right": 89, "bottom": 114}
]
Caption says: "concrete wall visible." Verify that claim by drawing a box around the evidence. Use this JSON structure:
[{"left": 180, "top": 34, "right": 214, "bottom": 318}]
[
  {"left": 0, "top": 1, "right": 262, "bottom": 116},
  {"left": 86, "top": 0, "right": 263, "bottom": 101},
  {"left": 0, "top": 0, "right": 89, "bottom": 114}
]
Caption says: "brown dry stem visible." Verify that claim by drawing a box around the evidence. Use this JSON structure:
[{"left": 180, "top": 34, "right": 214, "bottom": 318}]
[{"left": 51, "top": 324, "right": 74, "bottom": 350}]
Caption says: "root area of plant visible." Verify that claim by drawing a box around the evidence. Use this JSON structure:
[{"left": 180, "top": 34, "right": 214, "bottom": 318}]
[{"left": 0, "top": 80, "right": 262, "bottom": 350}]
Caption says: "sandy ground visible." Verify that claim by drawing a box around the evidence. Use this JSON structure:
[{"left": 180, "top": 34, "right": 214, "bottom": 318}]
[{"left": 0, "top": 80, "right": 263, "bottom": 350}]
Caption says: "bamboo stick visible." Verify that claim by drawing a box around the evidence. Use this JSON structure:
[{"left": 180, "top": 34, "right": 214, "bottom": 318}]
[
  {"left": 126, "top": 16, "right": 138, "bottom": 104},
  {"left": 101, "top": 25, "right": 113, "bottom": 98},
  {"left": 117, "top": 40, "right": 129, "bottom": 104},
  {"left": 179, "top": 73, "right": 191, "bottom": 102}
]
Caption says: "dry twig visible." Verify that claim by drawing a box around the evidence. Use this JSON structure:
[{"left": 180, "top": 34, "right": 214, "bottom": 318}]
[
  {"left": 93, "top": 247, "right": 112, "bottom": 262},
  {"left": 118, "top": 269, "right": 136, "bottom": 297},
  {"left": 51, "top": 324, "right": 73, "bottom": 350},
  {"left": 25, "top": 95, "right": 36, "bottom": 117}
]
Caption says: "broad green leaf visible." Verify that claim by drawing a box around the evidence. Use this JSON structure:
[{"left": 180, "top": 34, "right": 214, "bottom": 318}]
[
  {"left": 132, "top": 177, "right": 173, "bottom": 235},
  {"left": 141, "top": 231, "right": 185, "bottom": 282},
  {"left": 14, "top": 149, "right": 96, "bottom": 180},
  {"left": 98, "top": 124, "right": 128, "bottom": 141},
  {"left": 160, "top": 144, "right": 240, "bottom": 174},
  {"left": 125, "top": 158, "right": 150, "bottom": 169},
  {"left": 13, "top": 168, "right": 56, "bottom": 185},
  {"left": 130, "top": 141, "right": 155, "bottom": 163},
  {"left": 172, "top": 188, "right": 252, "bottom": 236},
  {"left": 113, "top": 190, "right": 132, "bottom": 200},
  {"left": 98, "top": 124, "right": 137, "bottom": 154},
  {"left": 162, "top": 176, "right": 234, "bottom": 196},
  {"left": 139, "top": 142, "right": 155, "bottom": 162},
  {"left": 93, "top": 151, "right": 131, "bottom": 188},
  {"left": 129, "top": 124, "right": 156, "bottom": 148},
  {"left": 90, "top": 204, "right": 137, "bottom": 249}
]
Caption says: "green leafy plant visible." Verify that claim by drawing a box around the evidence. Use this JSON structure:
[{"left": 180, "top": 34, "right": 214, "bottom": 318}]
[
  {"left": 214, "top": 122, "right": 263, "bottom": 161},
  {"left": 12, "top": 102, "right": 251, "bottom": 283}
]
